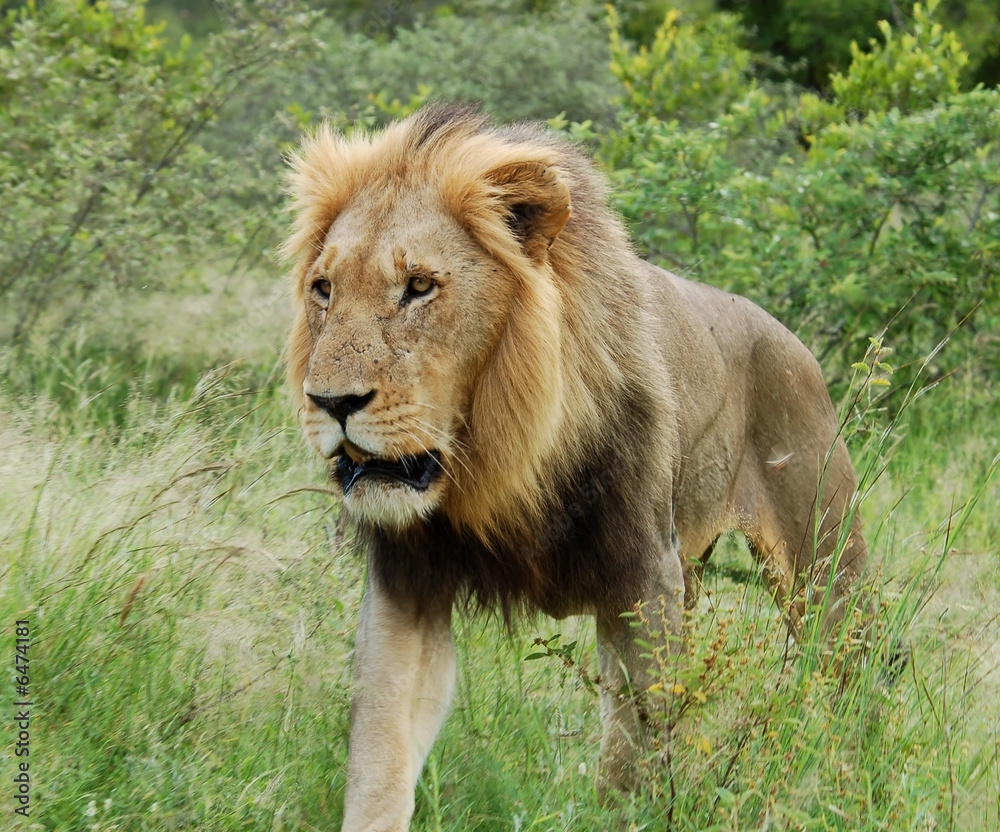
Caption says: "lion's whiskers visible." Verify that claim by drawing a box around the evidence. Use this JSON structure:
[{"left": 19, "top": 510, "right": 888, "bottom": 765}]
[
  {"left": 403, "top": 414, "right": 474, "bottom": 484},
  {"left": 393, "top": 418, "right": 469, "bottom": 493}
]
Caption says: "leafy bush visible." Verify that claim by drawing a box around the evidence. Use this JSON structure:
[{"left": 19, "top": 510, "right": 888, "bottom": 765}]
[
  {"left": 0, "top": 0, "right": 315, "bottom": 344},
  {"left": 831, "top": 0, "right": 968, "bottom": 116},
  {"left": 292, "top": 0, "right": 618, "bottom": 126},
  {"left": 607, "top": 4, "right": 753, "bottom": 125},
  {"left": 597, "top": 3, "right": 999, "bottom": 390},
  {"left": 721, "top": 0, "right": 1000, "bottom": 89}
]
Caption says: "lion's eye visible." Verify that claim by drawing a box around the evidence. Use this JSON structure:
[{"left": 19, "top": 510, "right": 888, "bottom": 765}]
[
  {"left": 312, "top": 279, "right": 332, "bottom": 305},
  {"left": 408, "top": 275, "right": 433, "bottom": 296},
  {"left": 402, "top": 274, "right": 435, "bottom": 306}
]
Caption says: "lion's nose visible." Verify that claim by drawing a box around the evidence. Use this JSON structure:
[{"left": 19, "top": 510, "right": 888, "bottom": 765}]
[{"left": 308, "top": 390, "right": 376, "bottom": 428}]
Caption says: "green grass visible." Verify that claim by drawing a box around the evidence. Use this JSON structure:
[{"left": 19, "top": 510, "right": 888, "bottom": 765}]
[{"left": 2, "top": 280, "right": 998, "bottom": 831}]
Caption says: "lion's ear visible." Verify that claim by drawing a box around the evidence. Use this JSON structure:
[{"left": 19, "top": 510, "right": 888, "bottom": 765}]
[{"left": 485, "top": 161, "right": 571, "bottom": 263}]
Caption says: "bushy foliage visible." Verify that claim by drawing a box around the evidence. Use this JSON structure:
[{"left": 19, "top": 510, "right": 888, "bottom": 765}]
[
  {"left": 831, "top": 0, "right": 968, "bottom": 115},
  {"left": 607, "top": 4, "right": 753, "bottom": 125},
  {"left": 4, "top": 0, "right": 996, "bottom": 395},
  {"left": 298, "top": 0, "right": 618, "bottom": 126},
  {"left": 942, "top": 0, "right": 1000, "bottom": 88},
  {"left": 721, "top": 0, "right": 1000, "bottom": 90},
  {"left": 720, "top": 0, "right": 897, "bottom": 88},
  {"left": 598, "top": 3, "right": 999, "bottom": 390},
  {"left": 0, "top": 0, "right": 315, "bottom": 343},
  {"left": 607, "top": 0, "right": 715, "bottom": 45}
]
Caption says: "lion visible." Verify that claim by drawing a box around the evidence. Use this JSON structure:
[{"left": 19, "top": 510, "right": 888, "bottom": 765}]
[{"left": 282, "top": 103, "right": 868, "bottom": 831}]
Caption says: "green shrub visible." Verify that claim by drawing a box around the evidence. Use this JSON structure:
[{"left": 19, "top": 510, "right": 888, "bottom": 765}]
[
  {"left": 597, "top": 3, "right": 999, "bottom": 391},
  {"left": 831, "top": 0, "right": 968, "bottom": 116},
  {"left": 304, "top": 0, "right": 618, "bottom": 125},
  {"left": 607, "top": 4, "right": 754, "bottom": 125},
  {"left": 0, "top": 0, "right": 315, "bottom": 344},
  {"left": 721, "top": 0, "right": 1000, "bottom": 89}
]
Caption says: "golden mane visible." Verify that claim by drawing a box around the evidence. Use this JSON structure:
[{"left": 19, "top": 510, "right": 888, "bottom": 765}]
[{"left": 283, "top": 104, "right": 669, "bottom": 543}]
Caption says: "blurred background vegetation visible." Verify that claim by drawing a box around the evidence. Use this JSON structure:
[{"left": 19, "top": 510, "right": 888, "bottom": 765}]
[
  {"left": 1, "top": 0, "right": 997, "bottom": 402},
  {"left": 1, "top": 2, "right": 998, "bottom": 829}
]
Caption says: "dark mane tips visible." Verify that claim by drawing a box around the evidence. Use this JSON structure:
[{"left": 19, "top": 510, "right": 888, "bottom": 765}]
[{"left": 409, "top": 102, "right": 490, "bottom": 150}]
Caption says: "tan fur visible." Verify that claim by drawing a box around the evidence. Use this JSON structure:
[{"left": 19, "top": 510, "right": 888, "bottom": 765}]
[{"left": 283, "top": 105, "right": 868, "bottom": 831}]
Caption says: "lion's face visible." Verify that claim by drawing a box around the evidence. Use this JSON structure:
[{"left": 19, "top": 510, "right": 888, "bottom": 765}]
[
  {"left": 297, "top": 188, "right": 512, "bottom": 528},
  {"left": 286, "top": 115, "right": 575, "bottom": 537}
]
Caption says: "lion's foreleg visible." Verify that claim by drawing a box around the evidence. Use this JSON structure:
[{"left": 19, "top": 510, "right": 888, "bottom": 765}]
[
  {"left": 341, "top": 575, "right": 456, "bottom": 832},
  {"left": 595, "top": 539, "right": 685, "bottom": 795}
]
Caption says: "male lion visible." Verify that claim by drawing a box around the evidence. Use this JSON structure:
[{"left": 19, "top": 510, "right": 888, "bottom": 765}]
[{"left": 283, "top": 104, "right": 867, "bottom": 831}]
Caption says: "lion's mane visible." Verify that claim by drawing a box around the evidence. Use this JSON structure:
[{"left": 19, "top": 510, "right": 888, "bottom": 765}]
[{"left": 283, "top": 105, "right": 677, "bottom": 618}]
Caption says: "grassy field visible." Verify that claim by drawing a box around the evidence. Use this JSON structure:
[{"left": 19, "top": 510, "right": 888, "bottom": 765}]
[{"left": 2, "top": 273, "right": 998, "bottom": 831}]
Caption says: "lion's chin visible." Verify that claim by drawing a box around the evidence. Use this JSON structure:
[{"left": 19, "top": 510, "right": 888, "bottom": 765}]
[{"left": 332, "top": 447, "right": 444, "bottom": 529}]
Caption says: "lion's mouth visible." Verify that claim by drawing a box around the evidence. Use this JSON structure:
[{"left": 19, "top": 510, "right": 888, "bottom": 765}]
[{"left": 335, "top": 440, "right": 443, "bottom": 493}]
